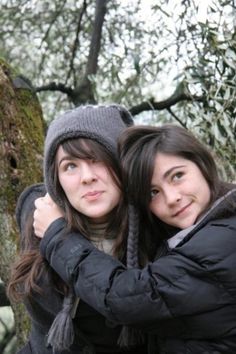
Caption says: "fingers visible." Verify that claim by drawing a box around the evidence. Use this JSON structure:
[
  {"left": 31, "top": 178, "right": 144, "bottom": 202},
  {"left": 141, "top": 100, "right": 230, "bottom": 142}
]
[
  {"left": 34, "top": 194, "right": 54, "bottom": 208},
  {"left": 33, "top": 194, "right": 64, "bottom": 238},
  {"left": 44, "top": 193, "right": 54, "bottom": 204}
]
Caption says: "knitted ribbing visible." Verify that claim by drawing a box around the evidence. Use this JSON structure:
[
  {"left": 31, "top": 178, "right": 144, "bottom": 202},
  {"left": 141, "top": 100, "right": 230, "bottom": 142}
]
[
  {"left": 46, "top": 287, "right": 76, "bottom": 352},
  {"left": 117, "top": 204, "right": 145, "bottom": 347},
  {"left": 44, "top": 104, "right": 133, "bottom": 206},
  {"left": 126, "top": 204, "right": 139, "bottom": 268}
]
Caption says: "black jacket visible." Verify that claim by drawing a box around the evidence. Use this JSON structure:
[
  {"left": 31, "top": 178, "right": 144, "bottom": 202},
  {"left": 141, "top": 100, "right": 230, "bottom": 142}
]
[
  {"left": 18, "top": 238, "right": 146, "bottom": 354},
  {"left": 40, "top": 190, "right": 236, "bottom": 354}
]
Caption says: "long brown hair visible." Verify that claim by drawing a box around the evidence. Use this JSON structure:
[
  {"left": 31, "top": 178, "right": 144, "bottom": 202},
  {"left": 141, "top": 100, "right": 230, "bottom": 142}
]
[
  {"left": 52, "top": 138, "right": 129, "bottom": 258},
  {"left": 7, "top": 199, "right": 62, "bottom": 302},
  {"left": 119, "top": 124, "right": 235, "bottom": 234},
  {"left": 8, "top": 138, "right": 129, "bottom": 302}
]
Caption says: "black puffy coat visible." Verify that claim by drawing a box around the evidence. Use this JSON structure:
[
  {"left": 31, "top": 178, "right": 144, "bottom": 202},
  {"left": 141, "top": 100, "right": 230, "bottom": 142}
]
[
  {"left": 18, "top": 269, "right": 147, "bottom": 354},
  {"left": 18, "top": 234, "right": 147, "bottom": 354},
  {"left": 40, "top": 190, "right": 236, "bottom": 354}
]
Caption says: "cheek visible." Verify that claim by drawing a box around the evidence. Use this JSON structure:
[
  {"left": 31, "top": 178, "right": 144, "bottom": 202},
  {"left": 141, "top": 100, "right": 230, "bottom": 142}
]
[
  {"left": 201, "top": 182, "right": 211, "bottom": 208},
  {"left": 98, "top": 167, "right": 110, "bottom": 181},
  {"left": 109, "top": 181, "right": 121, "bottom": 203},
  {"left": 150, "top": 199, "right": 163, "bottom": 218},
  {"left": 58, "top": 174, "right": 77, "bottom": 194},
  {"left": 58, "top": 174, "right": 67, "bottom": 191}
]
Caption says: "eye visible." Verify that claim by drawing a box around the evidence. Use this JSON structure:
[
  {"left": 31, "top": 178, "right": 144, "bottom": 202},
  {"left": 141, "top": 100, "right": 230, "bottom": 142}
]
[
  {"left": 68, "top": 163, "right": 76, "bottom": 170},
  {"left": 150, "top": 189, "right": 159, "bottom": 199},
  {"left": 172, "top": 171, "right": 183, "bottom": 181},
  {"left": 63, "top": 162, "right": 77, "bottom": 171}
]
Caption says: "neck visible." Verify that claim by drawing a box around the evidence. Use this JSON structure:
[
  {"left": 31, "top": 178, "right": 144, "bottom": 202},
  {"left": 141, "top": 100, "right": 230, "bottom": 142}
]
[{"left": 86, "top": 220, "right": 108, "bottom": 240}]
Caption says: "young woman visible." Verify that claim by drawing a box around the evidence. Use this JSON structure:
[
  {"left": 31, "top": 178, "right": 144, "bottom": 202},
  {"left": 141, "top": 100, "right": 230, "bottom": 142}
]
[
  {"left": 34, "top": 124, "right": 236, "bottom": 354},
  {"left": 7, "top": 105, "right": 147, "bottom": 354}
]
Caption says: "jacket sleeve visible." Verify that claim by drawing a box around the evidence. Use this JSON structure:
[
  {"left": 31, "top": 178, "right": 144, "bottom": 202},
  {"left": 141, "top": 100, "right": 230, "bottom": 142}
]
[{"left": 40, "top": 218, "right": 236, "bottom": 325}]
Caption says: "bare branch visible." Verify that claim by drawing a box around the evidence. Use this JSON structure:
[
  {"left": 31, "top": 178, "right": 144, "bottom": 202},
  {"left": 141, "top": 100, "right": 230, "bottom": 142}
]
[
  {"left": 66, "top": 0, "right": 87, "bottom": 86},
  {"left": 167, "top": 107, "right": 187, "bottom": 128},
  {"left": 38, "top": 0, "right": 67, "bottom": 73},
  {"left": 40, "top": 0, "right": 67, "bottom": 47},
  {"left": 35, "top": 82, "right": 73, "bottom": 96},
  {"left": 85, "top": 0, "right": 108, "bottom": 76},
  {"left": 130, "top": 92, "right": 204, "bottom": 116}
]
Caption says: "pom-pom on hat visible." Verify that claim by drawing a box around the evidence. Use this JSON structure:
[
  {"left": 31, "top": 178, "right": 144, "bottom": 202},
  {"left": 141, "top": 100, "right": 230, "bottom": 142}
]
[{"left": 44, "top": 104, "right": 133, "bottom": 205}]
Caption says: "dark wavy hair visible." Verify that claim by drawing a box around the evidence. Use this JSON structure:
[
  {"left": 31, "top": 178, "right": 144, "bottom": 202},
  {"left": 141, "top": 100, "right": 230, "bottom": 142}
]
[
  {"left": 51, "top": 138, "right": 129, "bottom": 256},
  {"left": 8, "top": 138, "right": 129, "bottom": 302},
  {"left": 119, "top": 124, "right": 234, "bottom": 223}
]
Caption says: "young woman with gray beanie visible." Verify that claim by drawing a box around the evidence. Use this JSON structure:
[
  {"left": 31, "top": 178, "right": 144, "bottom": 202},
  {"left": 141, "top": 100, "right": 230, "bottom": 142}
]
[
  {"left": 8, "top": 105, "right": 148, "bottom": 354},
  {"left": 34, "top": 124, "right": 236, "bottom": 354}
]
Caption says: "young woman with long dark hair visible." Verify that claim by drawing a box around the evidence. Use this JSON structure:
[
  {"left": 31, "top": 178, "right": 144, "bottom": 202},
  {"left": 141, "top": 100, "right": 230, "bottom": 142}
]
[
  {"left": 7, "top": 105, "right": 147, "bottom": 354},
  {"left": 33, "top": 124, "right": 236, "bottom": 354}
]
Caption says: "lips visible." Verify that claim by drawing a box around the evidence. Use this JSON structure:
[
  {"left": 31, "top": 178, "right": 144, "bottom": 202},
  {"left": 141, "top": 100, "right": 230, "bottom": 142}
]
[
  {"left": 172, "top": 201, "right": 193, "bottom": 217},
  {"left": 83, "top": 191, "right": 103, "bottom": 201}
]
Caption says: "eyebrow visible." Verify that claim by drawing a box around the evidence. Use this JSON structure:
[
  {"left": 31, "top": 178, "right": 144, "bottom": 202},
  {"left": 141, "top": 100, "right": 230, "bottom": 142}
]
[
  {"left": 58, "top": 155, "right": 77, "bottom": 167},
  {"left": 163, "top": 165, "right": 186, "bottom": 179}
]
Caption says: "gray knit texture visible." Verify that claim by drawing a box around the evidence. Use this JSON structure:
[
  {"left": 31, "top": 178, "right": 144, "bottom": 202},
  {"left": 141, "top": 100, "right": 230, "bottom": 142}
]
[
  {"left": 15, "top": 183, "right": 46, "bottom": 234},
  {"left": 43, "top": 104, "right": 143, "bottom": 349},
  {"left": 46, "top": 287, "right": 75, "bottom": 351},
  {"left": 44, "top": 104, "right": 133, "bottom": 205}
]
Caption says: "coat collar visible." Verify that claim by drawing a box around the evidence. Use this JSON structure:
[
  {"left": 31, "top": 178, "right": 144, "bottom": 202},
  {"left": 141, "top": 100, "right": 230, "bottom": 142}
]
[{"left": 167, "top": 188, "right": 236, "bottom": 249}]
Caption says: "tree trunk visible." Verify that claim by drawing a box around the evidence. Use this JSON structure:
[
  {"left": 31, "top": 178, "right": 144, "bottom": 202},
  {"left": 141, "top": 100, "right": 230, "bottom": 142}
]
[{"left": 0, "top": 59, "right": 45, "bottom": 349}]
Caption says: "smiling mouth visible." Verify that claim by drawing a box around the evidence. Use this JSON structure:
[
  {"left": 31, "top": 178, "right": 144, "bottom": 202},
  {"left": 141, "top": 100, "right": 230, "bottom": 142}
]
[{"left": 173, "top": 202, "right": 193, "bottom": 217}]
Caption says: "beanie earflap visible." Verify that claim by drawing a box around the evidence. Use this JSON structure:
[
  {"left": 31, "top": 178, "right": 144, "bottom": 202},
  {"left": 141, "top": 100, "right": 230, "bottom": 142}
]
[
  {"left": 46, "top": 288, "right": 76, "bottom": 351},
  {"left": 117, "top": 204, "right": 145, "bottom": 347},
  {"left": 117, "top": 325, "right": 145, "bottom": 348}
]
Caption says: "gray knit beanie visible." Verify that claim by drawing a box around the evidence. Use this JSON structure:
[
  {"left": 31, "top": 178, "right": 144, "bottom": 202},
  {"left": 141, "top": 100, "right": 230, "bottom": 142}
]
[
  {"left": 43, "top": 104, "right": 143, "bottom": 350},
  {"left": 44, "top": 104, "right": 133, "bottom": 206}
]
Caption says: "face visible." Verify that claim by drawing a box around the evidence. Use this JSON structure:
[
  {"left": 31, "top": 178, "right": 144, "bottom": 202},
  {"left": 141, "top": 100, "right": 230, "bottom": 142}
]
[
  {"left": 149, "top": 153, "right": 211, "bottom": 229},
  {"left": 56, "top": 146, "right": 121, "bottom": 223}
]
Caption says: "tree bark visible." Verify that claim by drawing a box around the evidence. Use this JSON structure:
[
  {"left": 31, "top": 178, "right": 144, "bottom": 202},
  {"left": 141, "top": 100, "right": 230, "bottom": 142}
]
[{"left": 0, "top": 59, "right": 45, "bottom": 349}]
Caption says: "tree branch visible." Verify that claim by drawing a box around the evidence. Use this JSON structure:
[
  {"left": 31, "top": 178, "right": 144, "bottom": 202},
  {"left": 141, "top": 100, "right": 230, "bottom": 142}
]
[
  {"left": 66, "top": 0, "right": 87, "bottom": 86},
  {"left": 38, "top": 0, "right": 67, "bottom": 73},
  {"left": 36, "top": 0, "right": 108, "bottom": 106},
  {"left": 35, "top": 82, "right": 73, "bottom": 96},
  {"left": 85, "top": 0, "right": 108, "bottom": 76},
  {"left": 130, "top": 86, "right": 205, "bottom": 116},
  {"left": 167, "top": 107, "right": 187, "bottom": 128}
]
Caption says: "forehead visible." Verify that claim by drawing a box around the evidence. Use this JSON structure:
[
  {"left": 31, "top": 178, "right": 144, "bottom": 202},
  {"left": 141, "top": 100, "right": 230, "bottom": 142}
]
[
  {"left": 152, "top": 153, "right": 196, "bottom": 177},
  {"left": 56, "top": 139, "right": 101, "bottom": 158}
]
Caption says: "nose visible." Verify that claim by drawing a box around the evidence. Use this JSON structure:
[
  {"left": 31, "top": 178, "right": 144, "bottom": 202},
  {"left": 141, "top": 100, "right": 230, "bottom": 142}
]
[
  {"left": 80, "top": 161, "right": 97, "bottom": 184},
  {"left": 164, "top": 186, "right": 181, "bottom": 206}
]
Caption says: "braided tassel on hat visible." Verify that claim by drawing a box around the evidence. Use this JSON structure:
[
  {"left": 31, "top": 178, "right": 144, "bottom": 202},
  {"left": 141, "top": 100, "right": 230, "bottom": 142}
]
[
  {"left": 117, "top": 204, "right": 145, "bottom": 347},
  {"left": 46, "top": 287, "right": 76, "bottom": 351}
]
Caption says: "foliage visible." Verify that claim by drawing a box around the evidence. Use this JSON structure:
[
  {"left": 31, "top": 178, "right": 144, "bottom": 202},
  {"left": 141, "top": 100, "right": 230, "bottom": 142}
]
[
  {"left": 0, "top": 1, "right": 235, "bottom": 351},
  {"left": 0, "top": 0, "right": 235, "bottom": 174}
]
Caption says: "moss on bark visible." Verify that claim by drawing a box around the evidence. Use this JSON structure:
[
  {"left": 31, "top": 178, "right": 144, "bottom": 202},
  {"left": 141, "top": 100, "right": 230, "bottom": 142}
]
[{"left": 0, "top": 59, "right": 45, "bottom": 349}]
